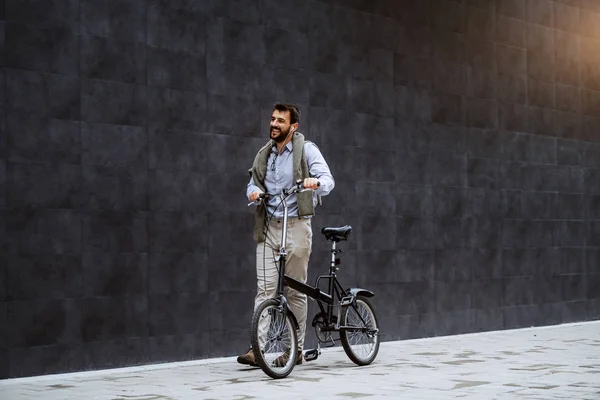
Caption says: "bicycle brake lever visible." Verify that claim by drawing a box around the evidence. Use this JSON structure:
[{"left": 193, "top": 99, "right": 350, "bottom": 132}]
[{"left": 248, "top": 193, "right": 269, "bottom": 206}]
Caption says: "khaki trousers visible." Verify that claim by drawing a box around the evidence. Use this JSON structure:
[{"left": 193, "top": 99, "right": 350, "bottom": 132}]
[{"left": 255, "top": 218, "right": 312, "bottom": 350}]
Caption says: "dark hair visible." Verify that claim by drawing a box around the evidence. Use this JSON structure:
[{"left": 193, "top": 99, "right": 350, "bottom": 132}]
[{"left": 273, "top": 103, "right": 300, "bottom": 124}]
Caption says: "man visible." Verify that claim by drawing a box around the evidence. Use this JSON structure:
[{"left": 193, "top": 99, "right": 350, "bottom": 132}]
[{"left": 238, "top": 103, "right": 335, "bottom": 366}]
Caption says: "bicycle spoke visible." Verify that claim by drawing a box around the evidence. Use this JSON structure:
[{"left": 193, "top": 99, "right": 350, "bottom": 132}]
[
  {"left": 346, "top": 306, "right": 375, "bottom": 356},
  {"left": 261, "top": 309, "right": 292, "bottom": 364},
  {"left": 340, "top": 297, "right": 380, "bottom": 365}
]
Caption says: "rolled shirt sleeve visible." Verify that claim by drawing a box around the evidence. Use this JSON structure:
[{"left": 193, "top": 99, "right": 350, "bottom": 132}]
[
  {"left": 304, "top": 142, "right": 335, "bottom": 197},
  {"left": 246, "top": 176, "right": 261, "bottom": 201}
]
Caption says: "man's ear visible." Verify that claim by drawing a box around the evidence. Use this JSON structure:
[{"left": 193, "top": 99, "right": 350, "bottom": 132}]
[{"left": 291, "top": 123, "right": 299, "bottom": 133}]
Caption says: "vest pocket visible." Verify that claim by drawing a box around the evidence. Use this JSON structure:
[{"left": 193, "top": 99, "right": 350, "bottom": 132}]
[{"left": 297, "top": 189, "right": 315, "bottom": 217}]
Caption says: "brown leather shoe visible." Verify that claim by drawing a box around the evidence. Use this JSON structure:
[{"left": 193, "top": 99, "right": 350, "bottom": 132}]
[
  {"left": 237, "top": 348, "right": 258, "bottom": 367},
  {"left": 273, "top": 349, "right": 303, "bottom": 367}
]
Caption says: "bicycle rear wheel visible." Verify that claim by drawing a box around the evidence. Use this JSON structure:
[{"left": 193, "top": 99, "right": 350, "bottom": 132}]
[
  {"left": 340, "top": 296, "right": 380, "bottom": 366},
  {"left": 251, "top": 298, "right": 298, "bottom": 379}
]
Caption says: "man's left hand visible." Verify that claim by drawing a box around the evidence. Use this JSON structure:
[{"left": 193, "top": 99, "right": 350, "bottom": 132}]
[{"left": 303, "top": 178, "right": 319, "bottom": 189}]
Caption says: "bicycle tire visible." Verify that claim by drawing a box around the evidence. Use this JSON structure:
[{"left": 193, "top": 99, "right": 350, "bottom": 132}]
[
  {"left": 251, "top": 298, "right": 298, "bottom": 379},
  {"left": 340, "top": 296, "right": 380, "bottom": 366}
]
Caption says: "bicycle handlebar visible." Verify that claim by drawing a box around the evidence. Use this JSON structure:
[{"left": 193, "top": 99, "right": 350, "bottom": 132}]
[{"left": 248, "top": 179, "right": 320, "bottom": 206}]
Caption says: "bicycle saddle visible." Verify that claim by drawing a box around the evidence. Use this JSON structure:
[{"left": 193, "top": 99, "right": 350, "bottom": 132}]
[{"left": 321, "top": 225, "right": 352, "bottom": 242}]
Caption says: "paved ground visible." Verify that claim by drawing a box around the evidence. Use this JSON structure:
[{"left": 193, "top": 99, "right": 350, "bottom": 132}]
[{"left": 1, "top": 321, "right": 599, "bottom": 400}]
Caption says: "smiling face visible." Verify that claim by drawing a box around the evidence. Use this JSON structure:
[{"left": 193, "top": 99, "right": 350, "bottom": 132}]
[{"left": 270, "top": 109, "right": 297, "bottom": 143}]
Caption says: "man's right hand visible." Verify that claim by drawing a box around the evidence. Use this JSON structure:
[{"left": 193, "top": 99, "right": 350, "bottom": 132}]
[{"left": 249, "top": 191, "right": 264, "bottom": 202}]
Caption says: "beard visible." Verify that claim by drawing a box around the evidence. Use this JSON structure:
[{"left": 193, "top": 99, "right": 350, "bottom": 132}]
[{"left": 270, "top": 126, "right": 291, "bottom": 143}]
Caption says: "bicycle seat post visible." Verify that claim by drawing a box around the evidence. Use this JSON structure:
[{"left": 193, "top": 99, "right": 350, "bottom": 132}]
[{"left": 329, "top": 240, "right": 338, "bottom": 275}]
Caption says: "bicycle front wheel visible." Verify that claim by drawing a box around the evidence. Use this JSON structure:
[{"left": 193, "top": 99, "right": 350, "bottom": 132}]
[
  {"left": 340, "top": 296, "right": 380, "bottom": 366},
  {"left": 251, "top": 298, "right": 298, "bottom": 379}
]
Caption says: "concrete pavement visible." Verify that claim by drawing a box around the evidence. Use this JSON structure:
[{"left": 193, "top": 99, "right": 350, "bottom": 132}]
[{"left": 1, "top": 321, "right": 599, "bottom": 399}]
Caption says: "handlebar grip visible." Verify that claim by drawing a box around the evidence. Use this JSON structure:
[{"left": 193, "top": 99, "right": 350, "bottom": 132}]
[
  {"left": 297, "top": 178, "right": 320, "bottom": 188},
  {"left": 247, "top": 192, "right": 269, "bottom": 206}
]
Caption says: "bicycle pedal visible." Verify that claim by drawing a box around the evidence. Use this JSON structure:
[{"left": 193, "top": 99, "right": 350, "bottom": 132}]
[{"left": 303, "top": 349, "right": 319, "bottom": 362}]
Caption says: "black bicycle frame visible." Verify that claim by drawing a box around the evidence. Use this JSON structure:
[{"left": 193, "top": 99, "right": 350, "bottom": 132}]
[
  {"left": 283, "top": 238, "right": 351, "bottom": 330},
  {"left": 271, "top": 187, "right": 341, "bottom": 312},
  {"left": 284, "top": 239, "right": 375, "bottom": 335},
  {"left": 266, "top": 183, "right": 370, "bottom": 335}
]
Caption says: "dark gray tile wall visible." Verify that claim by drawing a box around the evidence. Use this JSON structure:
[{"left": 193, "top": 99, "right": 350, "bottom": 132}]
[{"left": 1, "top": 0, "right": 599, "bottom": 379}]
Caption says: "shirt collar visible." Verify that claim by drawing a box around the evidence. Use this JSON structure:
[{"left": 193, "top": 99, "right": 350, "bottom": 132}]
[{"left": 272, "top": 141, "right": 293, "bottom": 154}]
